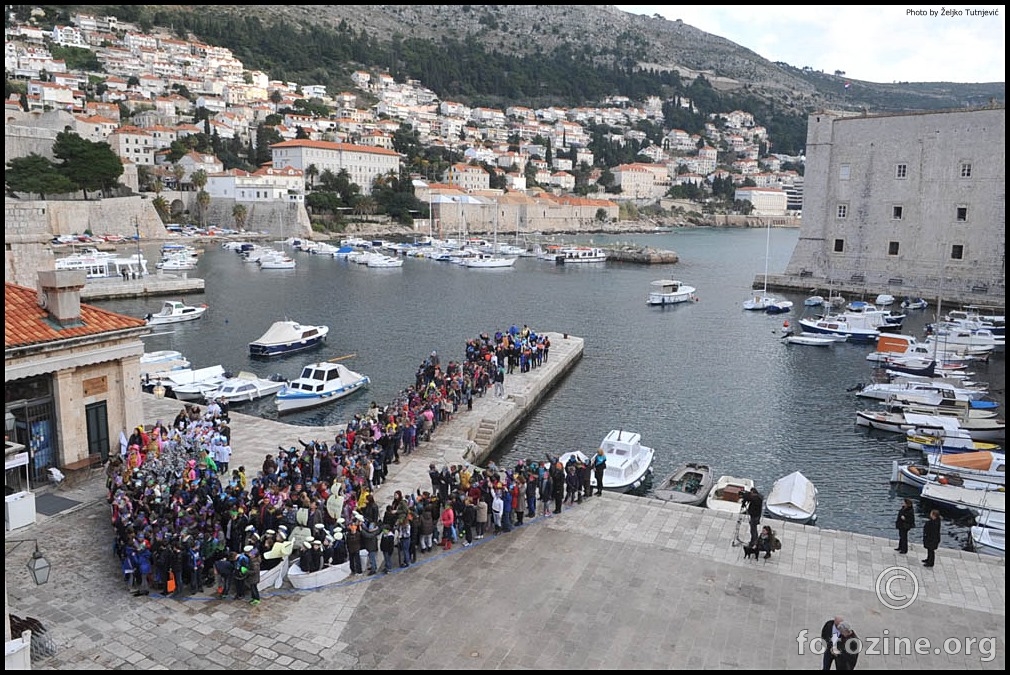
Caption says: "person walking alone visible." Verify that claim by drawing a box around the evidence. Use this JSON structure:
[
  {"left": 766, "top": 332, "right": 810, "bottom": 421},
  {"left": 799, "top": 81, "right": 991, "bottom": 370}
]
[{"left": 894, "top": 498, "right": 915, "bottom": 554}]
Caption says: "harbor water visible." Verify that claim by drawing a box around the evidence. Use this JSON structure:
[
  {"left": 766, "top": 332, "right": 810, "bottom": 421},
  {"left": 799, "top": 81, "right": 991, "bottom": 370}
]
[{"left": 97, "top": 227, "right": 1004, "bottom": 546}]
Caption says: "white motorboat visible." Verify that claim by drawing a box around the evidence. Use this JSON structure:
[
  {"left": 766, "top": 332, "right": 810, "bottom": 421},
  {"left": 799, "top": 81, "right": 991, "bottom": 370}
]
[
  {"left": 647, "top": 279, "right": 698, "bottom": 306},
  {"left": 804, "top": 295, "right": 826, "bottom": 307},
  {"left": 249, "top": 320, "right": 329, "bottom": 358},
  {"left": 139, "top": 350, "right": 189, "bottom": 366},
  {"left": 856, "top": 409, "right": 1005, "bottom": 443},
  {"left": 706, "top": 475, "right": 756, "bottom": 515},
  {"left": 875, "top": 294, "right": 896, "bottom": 306},
  {"left": 145, "top": 300, "right": 208, "bottom": 326},
  {"left": 365, "top": 254, "right": 404, "bottom": 268},
  {"left": 156, "top": 256, "right": 197, "bottom": 271},
  {"left": 205, "top": 371, "right": 288, "bottom": 404},
  {"left": 900, "top": 297, "right": 928, "bottom": 310},
  {"left": 855, "top": 380, "right": 991, "bottom": 403},
  {"left": 163, "top": 365, "right": 230, "bottom": 402},
  {"left": 974, "top": 508, "right": 1005, "bottom": 532},
  {"left": 781, "top": 330, "right": 845, "bottom": 346},
  {"left": 970, "top": 526, "right": 1005, "bottom": 557},
  {"left": 890, "top": 460, "right": 1004, "bottom": 492},
  {"left": 764, "top": 471, "right": 818, "bottom": 524},
  {"left": 559, "top": 430, "right": 655, "bottom": 493},
  {"left": 275, "top": 361, "right": 370, "bottom": 413},
  {"left": 653, "top": 462, "right": 713, "bottom": 506},
  {"left": 259, "top": 253, "right": 297, "bottom": 269},
  {"left": 920, "top": 481, "right": 1005, "bottom": 514}
]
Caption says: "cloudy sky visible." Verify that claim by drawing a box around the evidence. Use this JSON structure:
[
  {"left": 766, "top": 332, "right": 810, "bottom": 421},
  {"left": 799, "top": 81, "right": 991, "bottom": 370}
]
[{"left": 616, "top": 5, "right": 1005, "bottom": 84}]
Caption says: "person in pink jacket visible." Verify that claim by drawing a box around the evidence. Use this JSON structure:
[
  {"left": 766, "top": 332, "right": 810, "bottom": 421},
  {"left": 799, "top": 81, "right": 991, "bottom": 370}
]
[{"left": 440, "top": 503, "right": 455, "bottom": 550}]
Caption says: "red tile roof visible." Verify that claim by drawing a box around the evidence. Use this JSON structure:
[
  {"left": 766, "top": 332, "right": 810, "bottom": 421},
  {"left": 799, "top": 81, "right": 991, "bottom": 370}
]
[{"left": 5, "top": 283, "right": 147, "bottom": 350}]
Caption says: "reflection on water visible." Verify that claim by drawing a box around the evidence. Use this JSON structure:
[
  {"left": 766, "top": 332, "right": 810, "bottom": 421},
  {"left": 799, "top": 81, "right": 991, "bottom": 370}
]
[{"left": 98, "top": 228, "right": 1003, "bottom": 544}]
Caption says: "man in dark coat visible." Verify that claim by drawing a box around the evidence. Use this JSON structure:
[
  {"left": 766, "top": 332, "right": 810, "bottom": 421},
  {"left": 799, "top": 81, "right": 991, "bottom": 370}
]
[
  {"left": 922, "top": 509, "right": 941, "bottom": 567},
  {"left": 894, "top": 498, "right": 915, "bottom": 554}
]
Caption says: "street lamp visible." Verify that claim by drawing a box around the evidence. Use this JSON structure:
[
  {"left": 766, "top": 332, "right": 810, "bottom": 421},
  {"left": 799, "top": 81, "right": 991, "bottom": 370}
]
[
  {"left": 134, "top": 217, "right": 143, "bottom": 278},
  {"left": 6, "top": 539, "right": 52, "bottom": 585},
  {"left": 153, "top": 383, "right": 167, "bottom": 399}
]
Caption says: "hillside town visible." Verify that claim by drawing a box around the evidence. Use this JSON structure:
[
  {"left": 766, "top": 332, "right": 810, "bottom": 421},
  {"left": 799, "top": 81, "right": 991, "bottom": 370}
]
[{"left": 5, "top": 9, "right": 806, "bottom": 235}]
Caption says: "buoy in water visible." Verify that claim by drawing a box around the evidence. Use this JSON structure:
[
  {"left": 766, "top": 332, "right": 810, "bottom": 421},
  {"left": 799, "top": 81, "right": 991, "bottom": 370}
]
[{"left": 783, "top": 320, "right": 790, "bottom": 328}]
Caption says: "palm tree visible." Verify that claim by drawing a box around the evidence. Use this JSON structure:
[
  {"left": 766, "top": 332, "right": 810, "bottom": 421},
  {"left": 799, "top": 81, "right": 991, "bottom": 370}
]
[
  {"left": 232, "top": 203, "right": 248, "bottom": 232},
  {"left": 196, "top": 190, "right": 210, "bottom": 228},
  {"left": 152, "top": 195, "right": 169, "bottom": 222},
  {"left": 305, "top": 163, "right": 319, "bottom": 190},
  {"left": 190, "top": 169, "right": 208, "bottom": 192},
  {"left": 171, "top": 163, "right": 185, "bottom": 190},
  {"left": 353, "top": 196, "right": 377, "bottom": 222}
]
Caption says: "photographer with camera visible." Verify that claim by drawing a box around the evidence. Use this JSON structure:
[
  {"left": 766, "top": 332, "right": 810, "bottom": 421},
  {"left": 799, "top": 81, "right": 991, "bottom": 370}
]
[{"left": 740, "top": 487, "right": 763, "bottom": 546}]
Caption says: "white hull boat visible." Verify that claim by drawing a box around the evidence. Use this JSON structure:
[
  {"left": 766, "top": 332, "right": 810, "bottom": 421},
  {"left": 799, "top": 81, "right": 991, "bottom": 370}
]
[
  {"left": 275, "top": 362, "right": 370, "bottom": 413},
  {"left": 782, "top": 331, "right": 845, "bottom": 346},
  {"left": 648, "top": 280, "right": 697, "bottom": 306},
  {"left": 145, "top": 300, "right": 208, "bottom": 325},
  {"left": 743, "top": 293, "right": 779, "bottom": 311},
  {"left": 559, "top": 430, "right": 654, "bottom": 493},
  {"left": 249, "top": 321, "right": 329, "bottom": 357},
  {"left": 164, "top": 365, "right": 230, "bottom": 401},
  {"left": 257, "top": 556, "right": 290, "bottom": 591},
  {"left": 205, "top": 371, "right": 288, "bottom": 404},
  {"left": 464, "top": 254, "right": 517, "bottom": 268},
  {"left": 366, "top": 255, "right": 404, "bottom": 268},
  {"left": 974, "top": 508, "right": 1005, "bottom": 531},
  {"left": 706, "top": 476, "right": 756, "bottom": 515},
  {"left": 287, "top": 560, "right": 351, "bottom": 590},
  {"left": 970, "top": 526, "right": 1005, "bottom": 556},
  {"left": 920, "top": 481, "right": 1005, "bottom": 513},
  {"left": 890, "top": 461, "right": 1004, "bottom": 492},
  {"left": 764, "top": 471, "right": 818, "bottom": 524}
]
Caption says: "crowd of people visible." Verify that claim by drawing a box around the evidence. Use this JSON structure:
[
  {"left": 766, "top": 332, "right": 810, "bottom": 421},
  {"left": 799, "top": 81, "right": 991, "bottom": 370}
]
[{"left": 110, "top": 325, "right": 570, "bottom": 603}]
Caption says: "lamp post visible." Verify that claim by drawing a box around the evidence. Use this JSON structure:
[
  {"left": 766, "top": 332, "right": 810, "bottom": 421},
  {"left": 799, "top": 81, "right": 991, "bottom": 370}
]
[
  {"left": 6, "top": 539, "right": 52, "bottom": 585},
  {"left": 134, "top": 217, "right": 143, "bottom": 278}
]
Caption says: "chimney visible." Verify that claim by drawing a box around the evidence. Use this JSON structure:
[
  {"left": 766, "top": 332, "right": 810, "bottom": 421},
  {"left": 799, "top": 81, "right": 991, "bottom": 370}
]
[{"left": 37, "top": 269, "right": 86, "bottom": 327}]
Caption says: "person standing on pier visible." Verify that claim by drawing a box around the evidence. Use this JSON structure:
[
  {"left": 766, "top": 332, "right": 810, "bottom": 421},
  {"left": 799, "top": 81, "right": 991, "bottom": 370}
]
[
  {"left": 592, "top": 448, "right": 607, "bottom": 497},
  {"left": 894, "top": 498, "right": 915, "bottom": 554},
  {"left": 922, "top": 509, "right": 941, "bottom": 568},
  {"left": 741, "top": 487, "right": 763, "bottom": 547}
]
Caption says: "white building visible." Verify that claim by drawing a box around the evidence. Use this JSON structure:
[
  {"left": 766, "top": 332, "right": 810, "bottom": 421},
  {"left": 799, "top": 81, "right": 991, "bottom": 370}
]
[
  {"left": 270, "top": 139, "right": 400, "bottom": 192},
  {"left": 734, "top": 186, "right": 788, "bottom": 215},
  {"left": 206, "top": 165, "right": 304, "bottom": 202}
]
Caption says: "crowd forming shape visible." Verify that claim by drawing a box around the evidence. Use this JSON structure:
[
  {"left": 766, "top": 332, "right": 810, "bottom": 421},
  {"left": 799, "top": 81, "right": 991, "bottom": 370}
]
[{"left": 109, "top": 325, "right": 602, "bottom": 601}]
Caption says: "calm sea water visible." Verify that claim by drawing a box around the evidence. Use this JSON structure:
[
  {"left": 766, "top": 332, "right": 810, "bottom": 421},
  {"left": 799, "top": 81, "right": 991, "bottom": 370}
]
[{"left": 98, "top": 228, "right": 1004, "bottom": 545}]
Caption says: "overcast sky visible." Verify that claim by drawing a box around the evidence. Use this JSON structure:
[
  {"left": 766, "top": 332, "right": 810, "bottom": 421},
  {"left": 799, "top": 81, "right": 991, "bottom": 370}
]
[{"left": 616, "top": 5, "right": 1005, "bottom": 84}]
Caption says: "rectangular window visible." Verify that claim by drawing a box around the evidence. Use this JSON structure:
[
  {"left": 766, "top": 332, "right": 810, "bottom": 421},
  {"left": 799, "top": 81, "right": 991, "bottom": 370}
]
[
  {"left": 892, "top": 205, "right": 903, "bottom": 220},
  {"left": 836, "top": 204, "right": 848, "bottom": 219},
  {"left": 833, "top": 239, "right": 844, "bottom": 253},
  {"left": 960, "top": 162, "right": 972, "bottom": 178},
  {"left": 839, "top": 164, "right": 850, "bottom": 180},
  {"left": 895, "top": 164, "right": 907, "bottom": 179},
  {"left": 888, "top": 241, "right": 900, "bottom": 256},
  {"left": 956, "top": 206, "right": 967, "bottom": 222},
  {"left": 951, "top": 244, "right": 964, "bottom": 260}
]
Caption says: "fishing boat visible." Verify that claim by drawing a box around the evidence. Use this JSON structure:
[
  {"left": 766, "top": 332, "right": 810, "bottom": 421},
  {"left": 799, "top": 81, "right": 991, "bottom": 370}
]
[
  {"left": 653, "top": 462, "right": 713, "bottom": 505},
  {"left": 144, "top": 300, "right": 208, "bottom": 325},
  {"left": 781, "top": 330, "right": 845, "bottom": 346},
  {"left": 275, "top": 361, "right": 370, "bottom": 413},
  {"left": 553, "top": 246, "right": 608, "bottom": 264},
  {"left": 706, "top": 475, "right": 756, "bottom": 515},
  {"left": 920, "top": 481, "right": 1005, "bottom": 514},
  {"left": 889, "top": 460, "right": 1004, "bottom": 492},
  {"left": 901, "top": 297, "right": 928, "bottom": 310},
  {"left": 764, "top": 471, "right": 818, "bottom": 524},
  {"left": 249, "top": 320, "right": 329, "bottom": 358},
  {"left": 647, "top": 279, "right": 698, "bottom": 306}
]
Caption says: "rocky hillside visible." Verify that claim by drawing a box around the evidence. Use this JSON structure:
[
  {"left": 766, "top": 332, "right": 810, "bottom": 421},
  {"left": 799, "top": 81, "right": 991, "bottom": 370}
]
[{"left": 163, "top": 4, "right": 1002, "bottom": 111}]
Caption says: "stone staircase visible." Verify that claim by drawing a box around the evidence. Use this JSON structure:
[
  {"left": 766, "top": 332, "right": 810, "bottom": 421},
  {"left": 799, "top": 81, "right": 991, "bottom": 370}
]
[{"left": 472, "top": 418, "right": 498, "bottom": 453}]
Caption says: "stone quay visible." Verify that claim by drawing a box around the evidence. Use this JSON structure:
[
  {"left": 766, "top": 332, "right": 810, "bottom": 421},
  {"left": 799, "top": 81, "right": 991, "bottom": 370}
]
[{"left": 4, "top": 333, "right": 1003, "bottom": 670}]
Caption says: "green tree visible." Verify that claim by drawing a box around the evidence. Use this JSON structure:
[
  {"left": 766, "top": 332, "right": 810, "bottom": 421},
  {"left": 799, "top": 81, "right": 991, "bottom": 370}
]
[
  {"left": 5, "top": 154, "right": 76, "bottom": 199},
  {"left": 305, "top": 163, "right": 319, "bottom": 189},
  {"left": 190, "top": 169, "right": 208, "bottom": 192},
  {"left": 152, "top": 195, "right": 169, "bottom": 221},
  {"left": 196, "top": 190, "right": 210, "bottom": 227},
  {"left": 51, "top": 131, "right": 123, "bottom": 199},
  {"left": 171, "top": 163, "right": 186, "bottom": 189},
  {"left": 232, "top": 203, "right": 248, "bottom": 231}
]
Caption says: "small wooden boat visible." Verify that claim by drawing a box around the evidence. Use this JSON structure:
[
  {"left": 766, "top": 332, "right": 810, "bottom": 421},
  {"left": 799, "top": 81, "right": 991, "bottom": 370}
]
[
  {"left": 257, "top": 556, "right": 290, "bottom": 591},
  {"left": 145, "top": 300, "right": 208, "bottom": 325},
  {"left": 653, "top": 463, "right": 713, "bottom": 506},
  {"left": 706, "top": 475, "right": 755, "bottom": 515},
  {"left": 286, "top": 560, "right": 351, "bottom": 590}
]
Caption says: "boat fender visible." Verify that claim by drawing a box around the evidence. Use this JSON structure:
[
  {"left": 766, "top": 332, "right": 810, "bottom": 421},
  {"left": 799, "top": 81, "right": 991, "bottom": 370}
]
[
  {"left": 938, "top": 476, "right": 948, "bottom": 485},
  {"left": 908, "top": 466, "right": 922, "bottom": 476}
]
